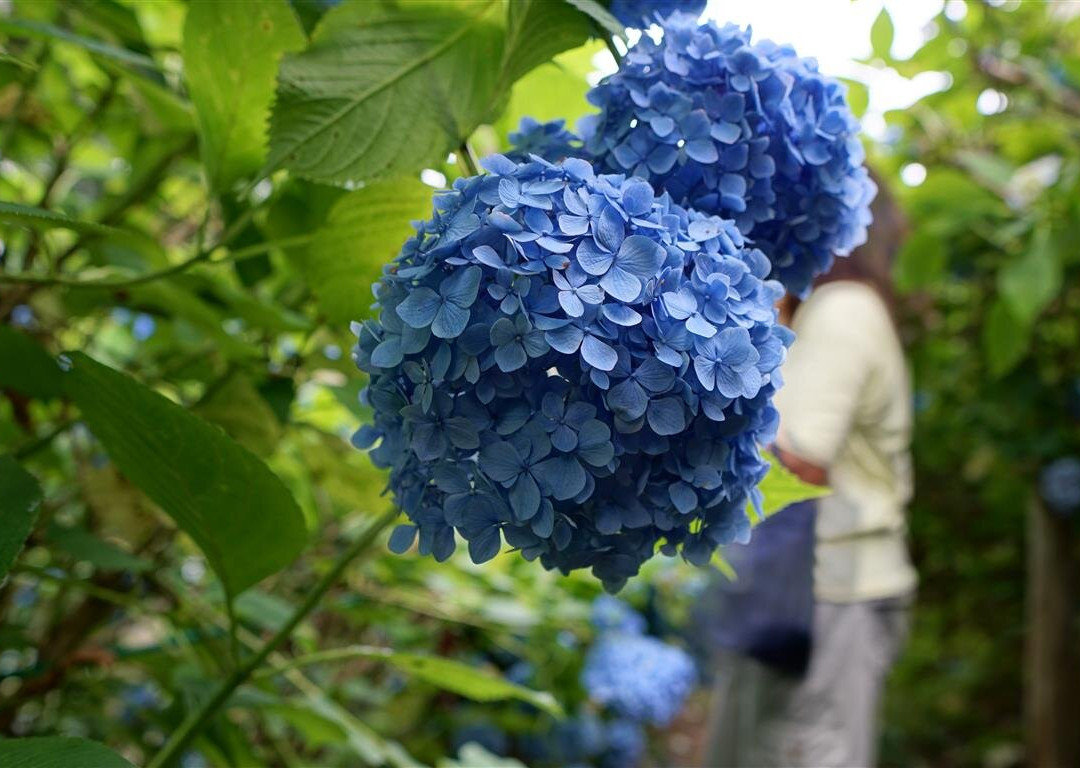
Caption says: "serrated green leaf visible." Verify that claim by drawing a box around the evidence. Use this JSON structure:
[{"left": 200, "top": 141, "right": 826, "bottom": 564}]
[
  {"left": 0, "top": 737, "right": 134, "bottom": 768},
  {"left": 565, "top": 0, "right": 625, "bottom": 38},
  {"left": 750, "top": 454, "right": 831, "bottom": 523},
  {"left": 870, "top": 8, "right": 894, "bottom": 61},
  {"left": 0, "top": 201, "right": 119, "bottom": 235},
  {"left": 183, "top": 0, "right": 306, "bottom": 192},
  {"left": 302, "top": 177, "right": 433, "bottom": 323},
  {"left": 997, "top": 227, "right": 1061, "bottom": 325},
  {"left": 0, "top": 326, "right": 63, "bottom": 400},
  {"left": 0, "top": 455, "right": 42, "bottom": 581},
  {"left": 496, "top": 40, "right": 604, "bottom": 143},
  {"left": 982, "top": 298, "right": 1031, "bottom": 378},
  {"left": 268, "top": 0, "right": 504, "bottom": 184},
  {"left": 499, "top": 0, "right": 592, "bottom": 87},
  {"left": 62, "top": 353, "right": 307, "bottom": 598}
]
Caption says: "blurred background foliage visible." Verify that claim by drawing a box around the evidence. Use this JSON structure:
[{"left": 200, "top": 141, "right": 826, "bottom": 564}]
[{"left": 0, "top": 0, "right": 1077, "bottom": 766}]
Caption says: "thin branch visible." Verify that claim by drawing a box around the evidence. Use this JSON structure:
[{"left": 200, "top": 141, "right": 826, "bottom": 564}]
[
  {"left": 0, "top": 234, "right": 314, "bottom": 289},
  {"left": 146, "top": 511, "right": 398, "bottom": 768}
]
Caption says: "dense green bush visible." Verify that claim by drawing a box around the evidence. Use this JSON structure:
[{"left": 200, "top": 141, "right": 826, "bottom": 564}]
[{"left": 875, "top": 2, "right": 1080, "bottom": 764}]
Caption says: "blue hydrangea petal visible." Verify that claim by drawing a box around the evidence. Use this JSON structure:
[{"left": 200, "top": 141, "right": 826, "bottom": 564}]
[
  {"left": 396, "top": 287, "right": 441, "bottom": 328},
  {"left": 581, "top": 334, "right": 619, "bottom": 371}
]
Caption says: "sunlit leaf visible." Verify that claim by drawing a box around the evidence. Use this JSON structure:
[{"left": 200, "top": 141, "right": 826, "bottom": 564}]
[
  {"left": 182, "top": 0, "right": 305, "bottom": 191},
  {"left": 268, "top": 0, "right": 504, "bottom": 184},
  {"left": 303, "top": 177, "right": 434, "bottom": 323},
  {"left": 870, "top": 8, "right": 894, "bottom": 61},
  {"left": 750, "top": 453, "right": 830, "bottom": 523}
]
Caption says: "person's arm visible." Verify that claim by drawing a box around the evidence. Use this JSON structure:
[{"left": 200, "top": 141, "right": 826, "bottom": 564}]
[
  {"left": 773, "top": 444, "right": 829, "bottom": 486},
  {"left": 771, "top": 285, "right": 878, "bottom": 484}
]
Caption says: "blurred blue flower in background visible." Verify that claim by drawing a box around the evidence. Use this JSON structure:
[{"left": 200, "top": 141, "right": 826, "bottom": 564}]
[
  {"left": 1039, "top": 456, "right": 1080, "bottom": 516},
  {"left": 352, "top": 153, "right": 789, "bottom": 590},
  {"left": 591, "top": 594, "right": 647, "bottom": 635},
  {"left": 582, "top": 600, "right": 696, "bottom": 724},
  {"left": 581, "top": 12, "right": 875, "bottom": 295}
]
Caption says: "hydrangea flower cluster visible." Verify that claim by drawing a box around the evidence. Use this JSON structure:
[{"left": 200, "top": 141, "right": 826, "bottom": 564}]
[
  {"left": 609, "top": 0, "right": 706, "bottom": 28},
  {"left": 580, "top": 12, "right": 875, "bottom": 295},
  {"left": 353, "top": 152, "right": 789, "bottom": 590},
  {"left": 581, "top": 598, "right": 696, "bottom": 724}
]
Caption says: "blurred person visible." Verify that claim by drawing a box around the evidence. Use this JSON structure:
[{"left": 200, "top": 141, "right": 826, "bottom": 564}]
[{"left": 698, "top": 172, "right": 916, "bottom": 767}]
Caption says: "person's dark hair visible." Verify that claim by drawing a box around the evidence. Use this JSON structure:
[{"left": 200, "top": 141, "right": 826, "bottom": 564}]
[{"left": 813, "top": 167, "right": 907, "bottom": 312}]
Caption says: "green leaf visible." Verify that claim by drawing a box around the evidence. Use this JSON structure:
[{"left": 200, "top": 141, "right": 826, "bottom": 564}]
[
  {"left": 838, "top": 77, "right": 869, "bottom": 118},
  {"left": 0, "top": 456, "right": 43, "bottom": 581},
  {"left": 303, "top": 177, "right": 434, "bottom": 323},
  {"left": 870, "top": 8, "right": 894, "bottom": 61},
  {"left": 183, "top": 0, "right": 306, "bottom": 192},
  {"left": 997, "top": 227, "right": 1061, "bottom": 325},
  {"left": 982, "top": 298, "right": 1031, "bottom": 378},
  {"left": 564, "top": 0, "right": 625, "bottom": 38},
  {"left": 750, "top": 453, "right": 831, "bottom": 523},
  {"left": 268, "top": 0, "right": 504, "bottom": 184},
  {"left": 0, "top": 18, "right": 160, "bottom": 71},
  {"left": 380, "top": 651, "right": 561, "bottom": 716},
  {"left": 893, "top": 229, "right": 947, "bottom": 293},
  {"left": 46, "top": 524, "right": 152, "bottom": 573},
  {"left": 0, "top": 737, "right": 134, "bottom": 768},
  {"left": 194, "top": 372, "right": 284, "bottom": 457},
  {"left": 0, "top": 201, "right": 119, "bottom": 235},
  {"left": 62, "top": 353, "right": 307, "bottom": 598},
  {"left": 499, "top": 0, "right": 592, "bottom": 87},
  {"left": 0, "top": 326, "right": 63, "bottom": 400},
  {"left": 263, "top": 645, "right": 563, "bottom": 716},
  {"left": 496, "top": 41, "right": 604, "bottom": 142}
]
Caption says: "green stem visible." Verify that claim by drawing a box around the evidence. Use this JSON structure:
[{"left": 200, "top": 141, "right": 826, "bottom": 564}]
[
  {"left": 457, "top": 142, "right": 480, "bottom": 176},
  {"left": 0, "top": 234, "right": 314, "bottom": 289},
  {"left": 147, "top": 511, "right": 397, "bottom": 768},
  {"left": 251, "top": 644, "right": 394, "bottom": 680},
  {"left": 604, "top": 34, "right": 623, "bottom": 66}
]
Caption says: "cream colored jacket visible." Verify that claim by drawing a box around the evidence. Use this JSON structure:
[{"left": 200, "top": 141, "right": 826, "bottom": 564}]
[{"left": 773, "top": 281, "right": 918, "bottom": 602}]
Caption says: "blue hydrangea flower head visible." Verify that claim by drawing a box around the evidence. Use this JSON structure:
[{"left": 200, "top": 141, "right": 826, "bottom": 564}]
[
  {"left": 580, "top": 12, "right": 876, "bottom": 295},
  {"left": 591, "top": 595, "right": 647, "bottom": 634},
  {"left": 506, "top": 117, "right": 582, "bottom": 164},
  {"left": 352, "top": 154, "right": 790, "bottom": 591},
  {"left": 610, "top": 0, "right": 706, "bottom": 28},
  {"left": 582, "top": 632, "right": 696, "bottom": 724}
]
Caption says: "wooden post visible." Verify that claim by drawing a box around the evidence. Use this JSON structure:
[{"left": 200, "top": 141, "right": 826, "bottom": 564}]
[{"left": 1025, "top": 499, "right": 1080, "bottom": 767}]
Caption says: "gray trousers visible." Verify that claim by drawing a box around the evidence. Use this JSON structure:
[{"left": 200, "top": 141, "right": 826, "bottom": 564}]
[{"left": 701, "top": 598, "right": 910, "bottom": 768}]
